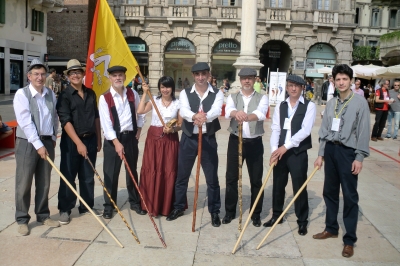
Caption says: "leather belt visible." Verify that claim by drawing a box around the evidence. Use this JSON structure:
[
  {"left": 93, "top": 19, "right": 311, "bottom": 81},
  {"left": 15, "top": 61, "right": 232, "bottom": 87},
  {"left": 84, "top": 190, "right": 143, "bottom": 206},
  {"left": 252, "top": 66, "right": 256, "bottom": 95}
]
[
  {"left": 78, "top": 133, "right": 94, "bottom": 138},
  {"left": 331, "top": 141, "right": 343, "bottom": 145},
  {"left": 39, "top": 135, "right": 53, "bottom": 140},
  {"left": 121, "top": 131, "right": 134, "bottom": 135},
  {"left": 231, "top": 134, "right": 262, "bottom": 143}
]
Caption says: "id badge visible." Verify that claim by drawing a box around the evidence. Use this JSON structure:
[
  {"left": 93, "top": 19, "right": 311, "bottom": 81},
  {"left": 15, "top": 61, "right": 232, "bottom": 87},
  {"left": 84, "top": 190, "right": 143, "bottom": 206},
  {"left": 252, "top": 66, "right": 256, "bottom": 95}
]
[
  {"left": 331, "top": 118, "right": 340, "bottom": 131},
  {"left": 283, "top": 118, "right": 291, "bottom": 130}
]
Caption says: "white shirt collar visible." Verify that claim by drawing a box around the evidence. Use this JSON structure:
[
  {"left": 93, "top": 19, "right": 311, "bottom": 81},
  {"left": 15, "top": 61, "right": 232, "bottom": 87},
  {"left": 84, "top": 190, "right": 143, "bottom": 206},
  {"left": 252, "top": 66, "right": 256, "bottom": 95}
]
[
  {"left": 29, "top": 84, "right": 48, "bottom": 98},
  {"left": 110, "top": 86, "right": 127, "bottom": 97},
  {"left": 190, "top": 83, "right": 216, "bottom": 94},
  {"left": 239, "top": 89, "right": 256, "bottom": 98},
  {"left": 285, "top": 95, "right": 305, "bottom": 105}
]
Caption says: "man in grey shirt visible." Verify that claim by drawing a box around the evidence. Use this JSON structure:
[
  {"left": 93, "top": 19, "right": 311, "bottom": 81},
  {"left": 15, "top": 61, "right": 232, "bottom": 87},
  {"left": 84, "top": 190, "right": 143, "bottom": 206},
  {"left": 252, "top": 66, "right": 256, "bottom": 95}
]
[
  {"left": 313, "top": 64, "right": 370, "bottom": 258},
  {"left": 385, "top": 80, "right": 400, "bottom": 139}
]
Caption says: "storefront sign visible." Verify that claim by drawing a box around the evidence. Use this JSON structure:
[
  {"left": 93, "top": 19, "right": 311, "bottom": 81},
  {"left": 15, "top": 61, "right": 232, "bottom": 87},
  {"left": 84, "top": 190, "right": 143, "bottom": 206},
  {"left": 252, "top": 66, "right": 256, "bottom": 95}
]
[
  {"left": 213, "top": 40, "right": 240, "bottom": 54},
  {"left": 128, "top": 44, "right": 146, "bottom": 52},
  {"left": 10, "top": 54, "right": 23, "bottom": 61},
  {"left": 27, "top": 55, "right": 39, "bottom": 62},
  {"left": 269, "top": 51, "right": 281, "bottom": 58},
  {"left": 313, "top": 59, "right": 336, "bottom": 64},
  {"left": 166, "top": 38, "right": 195, "bottom": 53},
  {"left": 295, "top": 61, "right": 305, "bottom": 70},
  {"left": 306, "top": 61, "right": 316, "bottom": 69}
]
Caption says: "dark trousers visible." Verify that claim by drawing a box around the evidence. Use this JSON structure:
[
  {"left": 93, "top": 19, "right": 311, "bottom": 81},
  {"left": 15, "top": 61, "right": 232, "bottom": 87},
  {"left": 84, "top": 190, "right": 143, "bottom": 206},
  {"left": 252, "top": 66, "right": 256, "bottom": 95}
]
[
  {"left": 174, "top": 133, "right": 221, "bottom": 214},
  {"left": 225, "top": 134, "right": 264, "bottom": 219},
  {"left": 103, "top": 133, "right": 140, "bottom": 212},
  {"left": 371, "top": 110, "right": 388, "bottom": 138},
  {"left": 273, "top": 149, "right": 309, "bottom": 226},
  {"left": 58, "top": 133, "right": 97, "bottom": 213},
  {"left": 15, "top": 138, "right": 55, "bottom": 224},
  {"left": 323, "top": 142, "right": 359, "bottom": 246}
]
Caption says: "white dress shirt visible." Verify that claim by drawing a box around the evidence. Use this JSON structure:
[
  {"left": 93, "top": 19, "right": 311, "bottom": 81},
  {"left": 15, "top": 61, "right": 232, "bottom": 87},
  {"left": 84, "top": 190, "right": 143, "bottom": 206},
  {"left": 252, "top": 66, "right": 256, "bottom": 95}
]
[
  {"left": 13, "top": 84, "right": 58, "bottom": 150},
  {"left": 327, "top": 82, "right": 335, "bottom": 102},
  {"left": 179, "top": 84, "right": 224, "bottom": 134},
  {"left": 270, "top": 96, "right": 316, "bottom": 153},
  {"left": 225, "top": 90, "right": 269, "bottom": 138},
  {"left": 99, "top": 87, "right": 145, "bottom": 140},
  {"left": 150, "top": 97, "right": 180, "bottom": 127}
]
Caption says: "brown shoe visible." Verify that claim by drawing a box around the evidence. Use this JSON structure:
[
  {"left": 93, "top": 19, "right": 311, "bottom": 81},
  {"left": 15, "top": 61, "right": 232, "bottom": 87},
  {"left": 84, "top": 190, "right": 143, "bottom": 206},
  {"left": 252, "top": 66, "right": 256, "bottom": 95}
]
[
  {"left": 377, "top": 137, "right": 384, "bottom": 140},
  {"left": 342, "top": 245, "right": 354, "bottom": 258},
  {"left": 313, "top": 230, "right": 338, "bottom": 239},
  {"left": 371, "top": 137, "right": 377, "bottom": 141}
]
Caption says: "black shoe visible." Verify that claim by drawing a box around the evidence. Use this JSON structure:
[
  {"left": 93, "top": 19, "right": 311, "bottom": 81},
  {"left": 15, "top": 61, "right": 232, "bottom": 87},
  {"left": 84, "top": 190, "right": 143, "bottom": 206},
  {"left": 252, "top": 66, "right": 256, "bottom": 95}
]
[
  {"left": 211, "top": 213, "right": 221, "bottom": 227},
  {"left": 263, "top": 217, "right": 283, "bottom": 227},
  {"left": 222, "top": 215, "right": 234, "bottom": 224},
  {"left": 130, "top": 205, "right": 147, "bottom": 215},
  {"left": 166, "top": 209, "right": 184, "bottom": 221},
  {"left": 103, "top": 210, "right": 113, "bottom": 219},
  {"left": 298, "top": 225, "right": 308, "bottom": 236},
  {"left": 252, "top": 217, "right": 261, "bottom": 227}
]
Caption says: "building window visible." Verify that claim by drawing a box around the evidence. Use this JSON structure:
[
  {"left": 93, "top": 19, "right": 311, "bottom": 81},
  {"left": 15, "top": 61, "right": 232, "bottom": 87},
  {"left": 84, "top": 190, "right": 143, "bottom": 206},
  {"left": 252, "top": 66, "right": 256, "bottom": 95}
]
[
  {"left": 355, "top": 7, "right": 360, "bottom": 24},
  {"left": 389, "top": 9, "right": 400, "bottom": 28},
  {"left": 353, "top": 39, "right": 360, "bottom": 47},
  {"left": 371, "top": 8, "right": 381, "bottom": 27},
  {"left": 125, "top": 0, "right": 146, "bottom": 4},
  {"left": 266, "top": 0, "right": 291, "bottom": 8},
  {"left": 312, "top": 0, "right": 339, "bottom": 10},
  {"left": 217, "top": 0, "right": 241, "bottom": 6},
  {"left": 31, "top": 9, "right": 44, "bottom": 32},
  {"left": 368, "top": 40, "right": 378, "bottom": 47},
  {"left": 169, "top": 0, "right": 195, "bottom": 4},
  {"left": 0, "top": 0, "right": 5, "bottom": 24}
]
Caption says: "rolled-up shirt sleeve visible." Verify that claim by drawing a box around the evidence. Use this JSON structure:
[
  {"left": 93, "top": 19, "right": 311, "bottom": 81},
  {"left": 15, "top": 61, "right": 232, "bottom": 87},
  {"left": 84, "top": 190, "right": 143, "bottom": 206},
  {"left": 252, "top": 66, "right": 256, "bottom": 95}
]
[
  {"left": 98, "top": 95, "right": 117, "bottom": 140},
  {"left": 206, "top": 90, "right": 223, "bottom": 122},
  {"left": 253, "top": 95, "right": 269, "bottom": 121},
  {"left": 179, "top": 89, "right": 195, "bottom": 122},
  {"left": 224, "top": 95, "right": 236, "bottom": 119}
]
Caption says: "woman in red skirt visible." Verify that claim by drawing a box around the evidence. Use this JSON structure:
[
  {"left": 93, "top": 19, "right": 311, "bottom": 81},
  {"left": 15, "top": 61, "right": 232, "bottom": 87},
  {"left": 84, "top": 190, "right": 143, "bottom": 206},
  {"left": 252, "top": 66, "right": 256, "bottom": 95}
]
[{"left": 137, "top": 76, "right": 181, "bottom": 216}]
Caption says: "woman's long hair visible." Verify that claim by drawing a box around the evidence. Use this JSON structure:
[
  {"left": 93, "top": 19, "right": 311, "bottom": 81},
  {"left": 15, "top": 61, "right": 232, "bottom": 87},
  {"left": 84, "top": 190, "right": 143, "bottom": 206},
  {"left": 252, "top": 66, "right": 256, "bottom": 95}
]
[{"left": 156, "top": 76, "right": 176, "bottom": 101}]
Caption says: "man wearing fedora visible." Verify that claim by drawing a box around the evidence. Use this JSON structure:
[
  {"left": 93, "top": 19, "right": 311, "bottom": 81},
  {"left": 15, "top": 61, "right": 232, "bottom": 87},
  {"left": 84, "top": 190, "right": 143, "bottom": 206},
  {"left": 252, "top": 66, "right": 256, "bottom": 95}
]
[
  {"left": 13, "top": 59, "right": 60, "bottom": 235},
  {"left": 265, "top": 74, "right": 316, "bottom": 236},
  {"left": 223, "top": 68, "right": 269, "bottom": 227},
  {"left": 166, "top": 62, "right": 224, "bottom": 227},
  {"left": 56, "top": 59, "right": 102, "bottom": 225},
  {"left": 98, "top": 65, "right": 146, "bottom": 219}
]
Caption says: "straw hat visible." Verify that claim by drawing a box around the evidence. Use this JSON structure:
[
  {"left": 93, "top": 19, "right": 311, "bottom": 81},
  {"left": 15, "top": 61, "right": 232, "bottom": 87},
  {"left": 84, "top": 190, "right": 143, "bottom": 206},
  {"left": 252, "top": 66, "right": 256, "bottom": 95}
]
[{"left": 64, "top": 59, "right": 86, "bottom": 75}]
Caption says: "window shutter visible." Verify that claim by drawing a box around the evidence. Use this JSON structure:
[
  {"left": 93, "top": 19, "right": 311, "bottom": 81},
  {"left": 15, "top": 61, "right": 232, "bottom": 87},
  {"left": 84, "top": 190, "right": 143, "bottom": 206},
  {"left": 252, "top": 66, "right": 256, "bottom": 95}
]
[
  {"left": 377, "top": 8, "right": 382, "bottom": 26},
  {"left": 332, "top": 0, "right": 339, "bottom": 10},
  {"left": 312, "top": 0, "right": 317, "bottom": 10},
  {"left": 285, "top": 0, "right": 292, "bottom": 8},
  {"left": 237, "top": 0, "right": 242, "bottom": 6},
  {"left": 39, "top": 11, "right": 44, "bottom": 32},
  {"left": 265, "top": 0, "right": 270, "bottom": 8},
  {"left": 397, "top": 10, "right": 400, "bottom": 27},
  {"left": 31, "top": 9, "right": 36, "bottom": 31},
  {"left": 0, "top": 0, "right": 5, "bottom": 24}
]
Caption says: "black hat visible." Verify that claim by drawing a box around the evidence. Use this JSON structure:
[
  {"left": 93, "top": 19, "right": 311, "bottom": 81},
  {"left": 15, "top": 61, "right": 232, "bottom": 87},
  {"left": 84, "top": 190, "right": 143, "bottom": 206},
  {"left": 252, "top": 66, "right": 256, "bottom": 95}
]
[
  {"left": 286, "top": 75, "right": 306, "bottom": 86},
  {"left": 191, "top": 62, "right": 210, "bottom": 72},
  {"left": 238, "top": 68, "right": 257, "bottom": 77},
  {"left": 107, "top": 66, "right": 127, "bottom": 74}
]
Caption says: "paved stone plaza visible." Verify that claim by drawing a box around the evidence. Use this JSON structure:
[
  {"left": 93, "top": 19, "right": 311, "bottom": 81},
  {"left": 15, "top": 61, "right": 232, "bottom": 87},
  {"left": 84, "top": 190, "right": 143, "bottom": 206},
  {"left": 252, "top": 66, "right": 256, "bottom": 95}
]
[{"left": 0, "top": 94, "right": 399, "bottom": 266}]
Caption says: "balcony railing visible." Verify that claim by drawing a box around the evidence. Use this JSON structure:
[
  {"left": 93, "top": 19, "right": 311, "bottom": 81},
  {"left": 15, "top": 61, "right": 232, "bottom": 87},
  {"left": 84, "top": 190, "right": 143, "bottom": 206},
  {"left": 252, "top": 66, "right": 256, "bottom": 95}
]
[
  {"left": 220, "top": 7, "right": 238, "bottom": 18},
  {"left": 313, "top": 11, "right": 338, "bottom": 31},
  {"left": 123, "top": 5, "right": 144, "bottom": 17},
  {"left": 266, "top": 8, "right": 291, "bottom": 29},
  {"left": 170, "top": 6, "right": 191, "bottom": 17}
]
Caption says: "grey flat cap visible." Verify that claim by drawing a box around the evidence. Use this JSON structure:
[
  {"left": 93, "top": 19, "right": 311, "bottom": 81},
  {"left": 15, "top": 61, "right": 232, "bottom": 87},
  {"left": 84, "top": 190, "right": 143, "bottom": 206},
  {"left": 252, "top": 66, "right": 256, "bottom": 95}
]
[
  {"left": 286, "top": 75, "right": 306, "bottom": 86},
  {"left": 107, "top": 65, "right": 127, "bottom": 74},
  {"left": 28, "top": 58, "right": 48, "bottom": 72},
  {"left": 238, "top": 68, "right": 257, "bottom": 76},
  {"left": 191, "top": 62, "right": 210, "bottom": 72}
]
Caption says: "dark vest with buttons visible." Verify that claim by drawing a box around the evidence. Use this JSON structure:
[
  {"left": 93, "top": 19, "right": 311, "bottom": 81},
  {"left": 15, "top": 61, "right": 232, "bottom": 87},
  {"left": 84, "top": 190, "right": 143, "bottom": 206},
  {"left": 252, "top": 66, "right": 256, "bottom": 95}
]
[
  {"left": 278, "top": 100, "right": 312, "bottom": 154},
  {"left": 181, "top": 87, "right": 221, "bottom": 137},
  {"left": 103, "top": 88, "right": 137, "bottom": 138}
]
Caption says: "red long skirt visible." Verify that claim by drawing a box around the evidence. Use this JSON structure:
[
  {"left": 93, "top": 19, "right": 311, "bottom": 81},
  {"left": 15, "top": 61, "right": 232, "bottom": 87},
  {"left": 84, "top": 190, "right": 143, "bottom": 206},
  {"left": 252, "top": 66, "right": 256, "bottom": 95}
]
[{"left": 139, "top": 126, "right": 179, "bottom": 216}]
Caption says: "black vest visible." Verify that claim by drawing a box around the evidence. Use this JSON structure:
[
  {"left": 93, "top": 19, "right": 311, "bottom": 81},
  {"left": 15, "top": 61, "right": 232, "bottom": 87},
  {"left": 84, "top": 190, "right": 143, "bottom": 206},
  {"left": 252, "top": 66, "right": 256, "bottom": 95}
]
[
  {"left": 374, "top": 88, "right": 384, "bottom": 109},
  {"left": 181, "top": 87, "right": 221, "bottom": 137},
  {"left": 278, "top": 100, "right": 312, "bottom": 154}
]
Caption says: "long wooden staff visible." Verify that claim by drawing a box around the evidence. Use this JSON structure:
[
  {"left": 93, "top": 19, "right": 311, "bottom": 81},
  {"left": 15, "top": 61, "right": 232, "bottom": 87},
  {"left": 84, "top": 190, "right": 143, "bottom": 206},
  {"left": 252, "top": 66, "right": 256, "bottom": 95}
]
[
  {"left": 85, "top": 157, "right": 140, "bottom": 245},
  {"left": 238, "top": 123, "right": 243, "bottom": 232},
  {"left": 135, "top": 66, "right": 165, "bottom": 127},
  {"left": 46, "top": 156, "right": 124, "bottom": 248},
  {"left": 122, "top": 155, "right": 167, "bottom": 248},
  {"left": 256, "top": 167, "right": 318, "bottom": 250},
  {"left": 192, "top": 125, "right": 202, "bottom": 232},
  {"left": 232, "top": 164, "right": 275, "bottom": 254}
]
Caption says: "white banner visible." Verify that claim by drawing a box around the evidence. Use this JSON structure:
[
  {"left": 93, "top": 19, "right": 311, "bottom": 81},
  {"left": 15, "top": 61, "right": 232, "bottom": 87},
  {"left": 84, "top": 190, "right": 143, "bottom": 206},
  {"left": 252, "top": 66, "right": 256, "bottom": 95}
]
[{"left": 268, "top": 72, "right": 287, "bottom": 106}]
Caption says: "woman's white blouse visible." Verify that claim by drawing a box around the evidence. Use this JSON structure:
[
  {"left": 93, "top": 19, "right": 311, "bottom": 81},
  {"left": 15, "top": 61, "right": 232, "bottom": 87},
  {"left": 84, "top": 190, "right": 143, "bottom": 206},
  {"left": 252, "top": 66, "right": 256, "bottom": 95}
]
[{"left": 150, "top": 96, "right": 180, "bottom": 127}]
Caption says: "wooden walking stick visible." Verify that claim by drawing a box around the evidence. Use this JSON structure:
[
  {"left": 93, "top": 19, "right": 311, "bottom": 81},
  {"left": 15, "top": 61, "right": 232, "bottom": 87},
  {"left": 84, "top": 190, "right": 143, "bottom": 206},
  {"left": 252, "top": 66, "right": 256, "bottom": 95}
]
[
  {"left": 232, "top": 164, "right": 275, "bottom": 254},
  {"left": 135, "top": 66, "right": 165, "bottom": 127},
  {"left": 192, "top": 125, "right": 202, "bottom": 232},
  {"left": 238, "top": 123, "right": 243, "bottom": 232},
  {"left": 122, "top": 155, "right": 167, "bottom": 248},
  {"left": 256, "top": 167, "right": 319, "bottom": 250},
  {"left": 85, "top": 157, "right": 140, "bottom": 245},
  {"left": 46, "top": 156, "right": 124, "bottom": 248}
]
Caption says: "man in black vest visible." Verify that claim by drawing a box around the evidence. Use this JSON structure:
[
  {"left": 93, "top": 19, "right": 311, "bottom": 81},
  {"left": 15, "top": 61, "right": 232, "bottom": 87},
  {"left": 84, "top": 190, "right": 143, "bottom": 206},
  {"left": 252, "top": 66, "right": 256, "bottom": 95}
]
[
  {"left": 166, "top": 62, "right": 224, "bottom": 227},
  {"left": 98, "top": 66, "right": 146, "bottom": 219},
  {"left": 264, "top": 75, "right": 316, "bottom": 236}
]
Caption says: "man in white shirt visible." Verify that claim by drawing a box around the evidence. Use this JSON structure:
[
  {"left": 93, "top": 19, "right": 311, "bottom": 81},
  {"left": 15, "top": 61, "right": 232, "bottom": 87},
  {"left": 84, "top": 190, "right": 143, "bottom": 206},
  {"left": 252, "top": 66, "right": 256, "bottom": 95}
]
[
  {"left": 264, "top": 75, "right": 316, "bottom": 236},
  {"left": 98, "top": 66, "right": 146, "bottom": 219},
  {"left": 13, "top": 59, "right": 60, "bottom": 236},
  {"left": 222, "top": 68, "right": 269, "bottom": 227},
  {"left": 327, "top": 76, "right": 335, "bottom": 102},
  {"left": 166, "top": 62, "right": 224, "bottom": 227}
]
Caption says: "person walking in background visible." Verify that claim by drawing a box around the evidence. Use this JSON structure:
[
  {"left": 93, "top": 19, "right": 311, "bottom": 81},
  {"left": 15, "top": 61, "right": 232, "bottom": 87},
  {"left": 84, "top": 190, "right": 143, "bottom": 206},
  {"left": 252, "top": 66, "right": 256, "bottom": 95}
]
[
  {"left": 253, "top": 76, "right": 263, "bottom": 93},
  {"left": 327, "top": 76, "right": 335, "bottom": 102},
  {"left": 45, "top": 68, "right": 56, "bottom": 92},
  {"left": 371, "top": 80, "right": 392, "bottom": 141},
  {"left": 385, "top": 80, "right": 400, "bottom": 140},
  {"left": 137, "top": 76, "right": 182, "bottom": 217},
  {"left": 352, "top": 80, "right": 364, "bottom": 98}
]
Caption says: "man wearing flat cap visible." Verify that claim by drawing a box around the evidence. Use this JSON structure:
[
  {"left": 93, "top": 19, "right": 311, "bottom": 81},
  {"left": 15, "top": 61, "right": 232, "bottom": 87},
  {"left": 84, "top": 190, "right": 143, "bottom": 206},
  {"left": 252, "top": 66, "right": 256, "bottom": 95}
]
[
  {"left": 98, "top": 65, "right": 146, "bottom": 219},
  {"left": 265, "top": 74, "right": 316, "bottom": 236},
  {"left": 166, "top": 62, "right": 224, "bottom": 227},
  {"left": 57, "top": 59, "right": 102, "bottom": 225},
  {"left": 222, "top": 68, "right": 269, "bottom": 227},
  {"left": 13, "top": 59, "right": 60, "bottom": 235}
]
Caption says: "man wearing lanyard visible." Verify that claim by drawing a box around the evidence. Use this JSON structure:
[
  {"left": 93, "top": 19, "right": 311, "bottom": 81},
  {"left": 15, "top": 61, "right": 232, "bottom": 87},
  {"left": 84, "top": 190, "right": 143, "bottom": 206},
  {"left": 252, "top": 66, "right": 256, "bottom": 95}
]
[
  {"left": 98, "top": 66, "right": 146, "bottom": 219},
  {"left": 314, "top": 64, "right": 370, "bottom": 258},
  {"left": 166, "top": 62, "right": 224, "bottom": 227},
  {"left": 223, "top": 68, "right": 269, "bottom": 227},
  {"left": 265, "top": 75, "right": 316, "bottom": 236}
]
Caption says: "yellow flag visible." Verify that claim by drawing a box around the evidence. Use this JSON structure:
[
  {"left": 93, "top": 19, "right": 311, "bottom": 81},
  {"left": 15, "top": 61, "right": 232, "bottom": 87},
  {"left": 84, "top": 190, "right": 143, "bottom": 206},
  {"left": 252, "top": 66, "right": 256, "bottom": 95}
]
[{"left": 84, "top": 0, "right": 139, "bottom": 98}]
